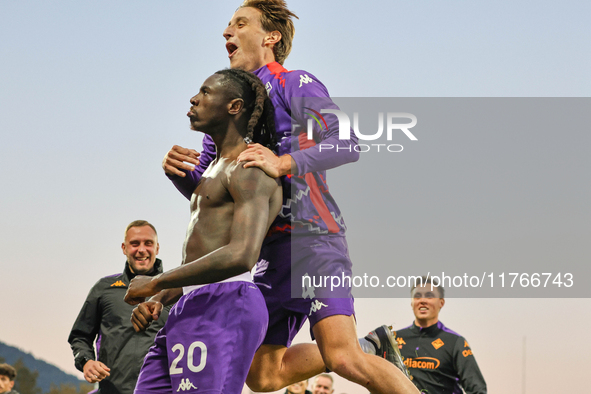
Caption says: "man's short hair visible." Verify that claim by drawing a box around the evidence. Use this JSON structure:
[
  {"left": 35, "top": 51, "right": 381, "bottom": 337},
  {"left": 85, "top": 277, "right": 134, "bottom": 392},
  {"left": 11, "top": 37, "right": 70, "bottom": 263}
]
[
  {"left": 315, "top": 373, "right": 334, "bottom": 384},
  {"left": 240, "top": 0, "right": 298, "bottom": 65},
  {"left": 124, "top": 220, "right": 157, "bottom": 238},
  {"left": 411, "top": 275, "right": 445, "bottom": 298},
  {"left": 0, "top": 363, "right": 17, "bottom": 381}
]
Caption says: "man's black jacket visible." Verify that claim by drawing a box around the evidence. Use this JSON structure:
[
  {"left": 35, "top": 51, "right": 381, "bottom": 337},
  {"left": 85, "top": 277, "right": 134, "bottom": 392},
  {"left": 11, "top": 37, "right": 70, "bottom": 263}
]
[
  {"left": 68, "top": 259, "right": 170, "bottom": 394},
  {"left": 396, "top": 321, "right": 486, "bottom": 394}
]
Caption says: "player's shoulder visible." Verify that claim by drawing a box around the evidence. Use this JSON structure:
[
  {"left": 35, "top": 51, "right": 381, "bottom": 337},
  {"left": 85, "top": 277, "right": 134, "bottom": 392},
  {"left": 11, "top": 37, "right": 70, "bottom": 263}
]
[
  {"left": 82, "top": 272, "right": 125, "bottom": 300},
  {"left": 263, "top": 62, "right": 324, "bottom": 87},
  {"left": 283, "top": 68, "right": 324, "bottom": 89},
  {"left": 95, "top": 272, "right": 125, "bottom": 287},
  {"left": 395, "top": 324, "right": 415, "bottom": 336},
  {"left": 227, "top": 161, "right": 279, "bottom": 192},
  {"left": 437, "top": 321, "right": 463, "bottom": 339},
  {"left": 436, "top": 322, "right": 469, "bottom": 350},
  {"left": 283, "top": 67, "right": 320, "bottom": 80}
]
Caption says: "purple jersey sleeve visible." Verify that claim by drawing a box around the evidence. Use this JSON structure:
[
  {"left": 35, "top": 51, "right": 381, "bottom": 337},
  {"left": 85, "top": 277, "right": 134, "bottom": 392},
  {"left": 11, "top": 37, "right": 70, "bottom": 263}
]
[
  {"left": 283, "top": 71, "right": 359, "bottom": 176},
  {"left": 167, "top": 135, "right": 217, "bottom": 200}
]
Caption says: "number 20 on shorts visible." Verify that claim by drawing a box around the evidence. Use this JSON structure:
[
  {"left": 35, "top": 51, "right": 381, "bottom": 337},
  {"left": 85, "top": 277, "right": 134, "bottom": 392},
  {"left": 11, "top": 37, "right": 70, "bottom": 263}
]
[{"left": 170, "top": 341, "right": 208, "bottom": 375}]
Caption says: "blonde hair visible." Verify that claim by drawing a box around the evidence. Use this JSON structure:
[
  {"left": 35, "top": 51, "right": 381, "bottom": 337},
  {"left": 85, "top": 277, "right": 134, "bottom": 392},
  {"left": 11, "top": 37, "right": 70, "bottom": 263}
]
[{"left": 124, "top": 220, "right": 157, "bottom": 239}]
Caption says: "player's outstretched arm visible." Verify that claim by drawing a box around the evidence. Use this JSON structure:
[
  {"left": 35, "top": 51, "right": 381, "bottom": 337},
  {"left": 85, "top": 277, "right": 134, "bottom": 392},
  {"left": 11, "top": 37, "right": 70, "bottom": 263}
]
[
  {"left": 285, "top": 71, "right": 359, "bottom": 175},
  {"left": 131, "top": 166, "right": 280, "bottom": 295},
  {"left": 125, "top": 282, "right": 183, "bottom": 307}
]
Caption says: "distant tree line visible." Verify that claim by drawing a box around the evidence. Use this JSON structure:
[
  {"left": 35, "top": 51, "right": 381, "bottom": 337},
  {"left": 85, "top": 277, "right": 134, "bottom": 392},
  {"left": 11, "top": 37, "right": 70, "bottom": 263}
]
[{"left": 0, "top": 356, "right": 92, "bottom": 394}]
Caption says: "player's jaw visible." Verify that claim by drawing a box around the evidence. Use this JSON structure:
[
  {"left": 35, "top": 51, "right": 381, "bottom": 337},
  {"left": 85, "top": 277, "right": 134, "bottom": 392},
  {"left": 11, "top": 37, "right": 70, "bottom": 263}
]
[
  {"left": 414, "top": 303, "right": 433, "bottom": 318},
  {"left": 129, "top": 253, "right": 154, "bottom": 275},
  {"left": 187, "top": 107, "right": 200, "bottom": 130},
  {"left": 225, "top": 40, "right": 264, "bottom": 72}
]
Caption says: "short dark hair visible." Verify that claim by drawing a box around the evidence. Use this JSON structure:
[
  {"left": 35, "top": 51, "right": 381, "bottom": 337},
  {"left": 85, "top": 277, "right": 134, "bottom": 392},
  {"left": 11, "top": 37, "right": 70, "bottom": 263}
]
[
  {"left": 411, "top": 275, "right": 445, "bottom": 298},
  {"left": 125, "top": 220, "right": 157, "bottom": 239},
  {"left": 240, "top": 0, "right": 298, "bottom": 65},
  {"left": 0, "top": 363, "right": 17, "bottom": 380},
  {"left": 215, "top": 68, "right": 277, "bottom": 152}
]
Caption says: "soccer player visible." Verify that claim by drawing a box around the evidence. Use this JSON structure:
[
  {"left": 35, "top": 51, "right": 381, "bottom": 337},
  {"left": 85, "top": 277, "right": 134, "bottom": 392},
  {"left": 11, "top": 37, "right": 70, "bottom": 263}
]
[
  {"left": 124, "top": 68, "right": 282, "bottom": 394},
  {"left": 395, "top": 276, "right": 487, "bottom": 393},
  {"left": 157, "top": 1, "right": 416, "bottom": 393}
]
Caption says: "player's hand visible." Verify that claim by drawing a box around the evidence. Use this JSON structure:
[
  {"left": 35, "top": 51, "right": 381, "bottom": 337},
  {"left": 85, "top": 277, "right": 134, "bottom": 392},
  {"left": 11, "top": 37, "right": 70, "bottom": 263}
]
[
  {"left": 163, "top": 145, "right": 200, "bottom": 177},
  {"left": 83, "top": 360, "right": 110, "bottom": 384},
  {"left": 131, "top": 301, "right": 163, "bottom": 332},
  {"left": 237, "top": 143, "right": 291, "bottom": 178},
  {"left": 124, "top": 275, "right": 161, "bottom": 305}
]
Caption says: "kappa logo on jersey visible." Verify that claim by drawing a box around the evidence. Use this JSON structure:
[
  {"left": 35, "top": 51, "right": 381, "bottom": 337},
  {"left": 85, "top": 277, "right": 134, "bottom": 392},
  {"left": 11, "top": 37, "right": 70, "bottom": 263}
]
[
  {"left": 396, "top": 337, "right": 406, "bottom": 348},
  {"left": 299, "top": 74, "right": 314, "bottom": 88},
  {"left": 309, "top": 299, "right": 328, "bottom": 315},
  {"left": 404, "top": 357, "right": 440, "bottom": 370},
  {"left": 177, "top": 378, "right": 197, "bottom": 392},
  {"left": 463, "top": 349, "right": 474, "bottom": 357},
  {"left": 265, "top": 81, "right": 272, "bottom": 94},
  {"left": 110, "top": 280, "right": 126, "bottom": 287},
  {"left": 431, "top": 338, "right": 444, "bottom": 349},
  {"left": 464, "top": 340, "right": 470, "bottom": 348}
]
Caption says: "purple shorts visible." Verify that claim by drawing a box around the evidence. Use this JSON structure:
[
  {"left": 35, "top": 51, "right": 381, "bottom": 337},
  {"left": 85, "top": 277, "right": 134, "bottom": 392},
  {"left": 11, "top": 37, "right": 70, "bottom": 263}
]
[
  {"left": 135, "top": 281, "right": 268, "bottom": 394},
  {"left": 254, "top": 234, "right": 354, "bottom": 347}
]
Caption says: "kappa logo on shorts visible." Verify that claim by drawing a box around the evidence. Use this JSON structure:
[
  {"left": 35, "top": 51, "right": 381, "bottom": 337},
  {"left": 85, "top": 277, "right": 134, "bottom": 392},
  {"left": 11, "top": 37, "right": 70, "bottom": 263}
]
[
  {"left": 309, "top": 299, "right": 328, "bottom": 315},
  {"left": 255, "top": 259, "right": 270, "bottom": 275},
  {"left": 177, "top": 378, "right": 197, "bottom": 392},
  {"left": 299, "top": 74, "right": 314, "bottom": 88},
  {"left": 110, "top": 280, "right": 126, "bottom": 287},
  {"left": 302, "top": 272, "right": 316, "bottom": 299}
]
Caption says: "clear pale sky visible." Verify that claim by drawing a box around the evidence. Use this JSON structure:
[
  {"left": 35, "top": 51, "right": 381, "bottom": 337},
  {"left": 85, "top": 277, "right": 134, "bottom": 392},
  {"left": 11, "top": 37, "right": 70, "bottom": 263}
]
[{"left": 1, "top": 1, "right": 589, "bottom": 394}]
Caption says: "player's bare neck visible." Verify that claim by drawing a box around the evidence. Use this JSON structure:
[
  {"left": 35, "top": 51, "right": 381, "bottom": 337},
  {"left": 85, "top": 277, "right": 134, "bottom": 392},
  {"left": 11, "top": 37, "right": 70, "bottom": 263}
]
[
  {"left": 214, "top": 140, "right": 248, "bottom": 161},
  {"left": 216, "top": 144, "right": 247, "bottom": 161},
  {"left": 242, "top": 51, "right": 275, "bottom": 72},
  {"left": 210, "top": 125, "right": 248, "bottom": 161}
]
